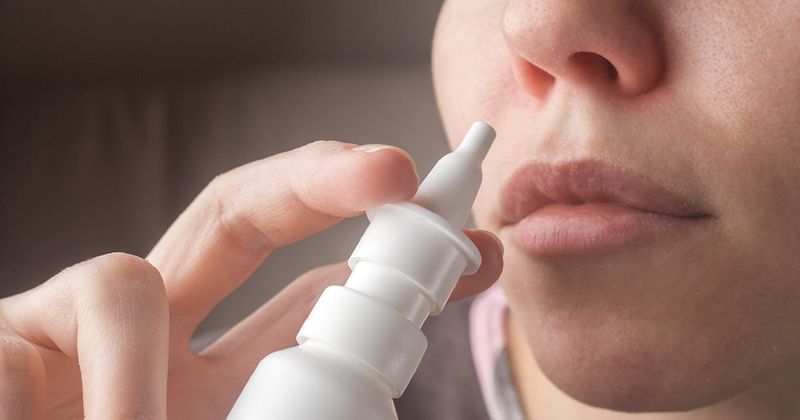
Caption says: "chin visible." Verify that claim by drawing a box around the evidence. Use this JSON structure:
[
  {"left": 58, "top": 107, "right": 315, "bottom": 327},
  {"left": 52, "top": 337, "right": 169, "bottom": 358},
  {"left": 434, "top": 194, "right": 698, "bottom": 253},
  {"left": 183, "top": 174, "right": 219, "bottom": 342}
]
[
  {"left": 528, "top": 318, "right": 778, "bottom": 413},
  {"left": 539, "top": 351, "right": 711, "bottom": 412}
]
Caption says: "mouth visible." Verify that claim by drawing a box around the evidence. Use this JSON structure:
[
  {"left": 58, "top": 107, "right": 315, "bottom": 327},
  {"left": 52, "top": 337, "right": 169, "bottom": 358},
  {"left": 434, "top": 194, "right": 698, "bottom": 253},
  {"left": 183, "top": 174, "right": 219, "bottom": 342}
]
[{"left": 498, "top": 160, "right": 714, "bottom": 256}]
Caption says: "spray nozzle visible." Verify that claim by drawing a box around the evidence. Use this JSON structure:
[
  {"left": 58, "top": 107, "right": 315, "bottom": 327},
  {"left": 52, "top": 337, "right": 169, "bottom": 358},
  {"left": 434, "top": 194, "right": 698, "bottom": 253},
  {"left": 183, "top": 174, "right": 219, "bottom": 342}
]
[{"left": 411, "top": 121, "right": 496, "bottom": 227}]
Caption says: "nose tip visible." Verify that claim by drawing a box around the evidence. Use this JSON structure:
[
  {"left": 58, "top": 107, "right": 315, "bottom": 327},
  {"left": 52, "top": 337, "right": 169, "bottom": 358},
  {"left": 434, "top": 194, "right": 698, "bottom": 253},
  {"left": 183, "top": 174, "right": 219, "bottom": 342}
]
[{"left": 503, "top": 0, "right": 665, "bottom": 98}]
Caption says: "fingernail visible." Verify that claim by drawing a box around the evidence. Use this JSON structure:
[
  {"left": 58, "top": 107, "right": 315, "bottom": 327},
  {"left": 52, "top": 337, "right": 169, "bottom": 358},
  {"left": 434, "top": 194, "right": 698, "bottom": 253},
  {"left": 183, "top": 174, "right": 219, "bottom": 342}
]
[
  {"left": 486, "top": 231, "right": 505, "bottom": 255},
  {"left": 466, "top": 229, "right": 505, "bottom": 256},
  {"left": 352, "top": 143, "right": 395, "bottom": 153}
]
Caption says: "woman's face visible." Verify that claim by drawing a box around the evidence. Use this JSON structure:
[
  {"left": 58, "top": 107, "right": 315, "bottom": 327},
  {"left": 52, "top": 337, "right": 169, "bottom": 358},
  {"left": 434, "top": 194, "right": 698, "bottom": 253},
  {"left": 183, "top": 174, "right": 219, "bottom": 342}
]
[{"left": 433, "top": 0, "right": 800, "bottom": 412}]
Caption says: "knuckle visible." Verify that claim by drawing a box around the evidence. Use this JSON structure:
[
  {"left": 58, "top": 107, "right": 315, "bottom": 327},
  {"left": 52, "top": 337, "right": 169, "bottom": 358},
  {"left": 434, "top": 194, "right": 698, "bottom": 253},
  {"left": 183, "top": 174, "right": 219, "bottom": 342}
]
[
  {"left": 91, "top": 252, "right": 163, "bottom": 288},
  {"left": 206, "top": 173, "right": 276, "bottom": 254},
  {"left": 306, "top": 139, "right": 348, "bottom": 151},
  {"left": 295, "top": 139, "right": 354, "bottom": 163},
  {"left": 79, "top": 253, "right": 166, "bottom": 307},
  {"left": 198, "top": 139, "right": 356, "bottom": 256},
  {"left": 206, "top": 169, "right": 233, "bottom": 195}
]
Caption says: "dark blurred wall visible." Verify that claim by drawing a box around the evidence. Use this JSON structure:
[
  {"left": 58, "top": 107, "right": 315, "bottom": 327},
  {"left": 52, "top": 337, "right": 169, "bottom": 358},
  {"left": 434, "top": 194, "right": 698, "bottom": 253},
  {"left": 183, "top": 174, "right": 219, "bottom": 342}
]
[
  {"left": 0, "top": 1, "right": 447, "bottom": 335},
  {"left": 1, "top": 0, "right": 441, "bottom": 86}
]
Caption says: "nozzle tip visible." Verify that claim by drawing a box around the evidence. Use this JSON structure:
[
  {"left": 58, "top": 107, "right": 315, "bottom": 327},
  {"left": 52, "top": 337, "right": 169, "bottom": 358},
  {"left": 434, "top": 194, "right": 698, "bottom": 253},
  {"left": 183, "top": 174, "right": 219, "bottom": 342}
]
[{"left": 457, "top": 121, "right": 496, "bottom": 162}]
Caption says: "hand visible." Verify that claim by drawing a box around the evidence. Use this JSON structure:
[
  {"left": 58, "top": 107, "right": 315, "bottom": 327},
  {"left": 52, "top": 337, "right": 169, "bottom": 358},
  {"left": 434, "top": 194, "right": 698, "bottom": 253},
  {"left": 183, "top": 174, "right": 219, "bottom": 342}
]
[{"left": 0, "top": 141, "right": 504, "bottom": 419}]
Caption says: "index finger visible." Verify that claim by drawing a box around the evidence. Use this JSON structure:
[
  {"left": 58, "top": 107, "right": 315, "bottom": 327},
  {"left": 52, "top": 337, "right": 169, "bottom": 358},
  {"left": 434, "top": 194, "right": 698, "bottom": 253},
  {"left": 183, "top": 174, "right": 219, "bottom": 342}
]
[{"left": 148, "top": 141, "right": 418, "bottom": 339}]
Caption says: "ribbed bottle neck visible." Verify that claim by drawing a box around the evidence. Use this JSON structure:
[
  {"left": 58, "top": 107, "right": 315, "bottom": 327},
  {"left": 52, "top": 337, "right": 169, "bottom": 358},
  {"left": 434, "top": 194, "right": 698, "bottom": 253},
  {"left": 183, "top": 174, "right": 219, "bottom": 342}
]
[{"left": 344, "top": 261, "right": 433, "bottom": 328}]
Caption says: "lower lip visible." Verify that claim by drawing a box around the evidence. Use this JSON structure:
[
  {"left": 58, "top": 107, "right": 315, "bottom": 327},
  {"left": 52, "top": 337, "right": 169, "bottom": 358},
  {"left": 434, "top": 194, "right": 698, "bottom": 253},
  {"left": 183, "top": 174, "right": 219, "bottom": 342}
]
[{"left": 502, "top": 203, "right": 710, "bottom": 256}]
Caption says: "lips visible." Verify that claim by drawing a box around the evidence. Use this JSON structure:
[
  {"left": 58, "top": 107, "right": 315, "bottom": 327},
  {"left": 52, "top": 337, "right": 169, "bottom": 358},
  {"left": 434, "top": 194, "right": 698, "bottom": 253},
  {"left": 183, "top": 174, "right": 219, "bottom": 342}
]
[{"left": 499, "top": 160, "right": 713, "bottom": 256}]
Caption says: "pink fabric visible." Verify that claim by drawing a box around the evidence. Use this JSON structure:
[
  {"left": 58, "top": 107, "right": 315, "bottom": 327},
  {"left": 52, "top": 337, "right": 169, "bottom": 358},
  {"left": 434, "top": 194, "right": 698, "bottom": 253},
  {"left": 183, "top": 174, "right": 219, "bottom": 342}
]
[{"left": 469, "top": 284, "right": 511, "bottom": 419}]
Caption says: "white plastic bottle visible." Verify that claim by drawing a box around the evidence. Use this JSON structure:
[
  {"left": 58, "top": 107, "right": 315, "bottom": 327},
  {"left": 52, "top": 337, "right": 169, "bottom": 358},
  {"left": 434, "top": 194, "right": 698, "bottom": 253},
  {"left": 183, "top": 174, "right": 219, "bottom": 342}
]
[{"left": 227, "top": 122, "right": 496, "bottom": 420}]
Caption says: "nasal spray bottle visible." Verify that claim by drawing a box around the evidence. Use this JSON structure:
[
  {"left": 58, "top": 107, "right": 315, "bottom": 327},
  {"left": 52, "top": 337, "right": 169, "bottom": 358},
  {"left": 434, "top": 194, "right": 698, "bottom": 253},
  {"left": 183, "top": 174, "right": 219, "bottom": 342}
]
[{"left": 227, "top": 122, "right": 496, "bottom": 420}]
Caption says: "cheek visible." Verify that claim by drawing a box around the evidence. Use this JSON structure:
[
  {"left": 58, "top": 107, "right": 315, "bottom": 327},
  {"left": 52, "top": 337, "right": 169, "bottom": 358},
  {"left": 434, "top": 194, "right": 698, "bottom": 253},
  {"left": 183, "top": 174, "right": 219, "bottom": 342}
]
[
  {"left": 668, "top": 1, "right": 800, "bottom": 314},
  {"left": 433, "top": 0, "right": 516, "bottom": 148}
]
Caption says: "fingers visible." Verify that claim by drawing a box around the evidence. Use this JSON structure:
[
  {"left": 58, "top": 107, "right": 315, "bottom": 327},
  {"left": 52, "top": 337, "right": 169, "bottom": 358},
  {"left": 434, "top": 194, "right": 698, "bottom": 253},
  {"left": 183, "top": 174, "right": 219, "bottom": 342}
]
[
  {"left": 447, "top": 229, "right": 505, "bottom": 302},
  {"left": 0, "top": 329, "right": 46, "bottom": 420},
  {"left": 2, "top": 253, "right": 170, "bottom": 420},
  {"left": 147, "top": 141, "right": 419, "bottom": 339},
  {"left": 200, "top": 261, "right": 351, "bottom": 398},
  {"left": 202, "top": 228, "right": 504, "bottom": 388}
]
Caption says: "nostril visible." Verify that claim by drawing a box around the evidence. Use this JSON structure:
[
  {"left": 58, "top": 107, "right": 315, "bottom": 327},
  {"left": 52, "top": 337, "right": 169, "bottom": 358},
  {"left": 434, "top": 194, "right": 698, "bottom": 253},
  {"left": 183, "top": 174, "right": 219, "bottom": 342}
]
[
  {"left": 569, "top": 52, "right": 619, "bottom": 82},
  {"left": 511, "top": 55, "right": 557, "bottom": 99}
]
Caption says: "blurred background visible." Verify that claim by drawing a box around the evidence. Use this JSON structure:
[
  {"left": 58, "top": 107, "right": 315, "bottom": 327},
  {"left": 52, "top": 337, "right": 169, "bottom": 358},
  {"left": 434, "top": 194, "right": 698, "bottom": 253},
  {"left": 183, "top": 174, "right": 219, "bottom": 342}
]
[{"left": 0, "top": 0, "right": 448, "bottom": 337}]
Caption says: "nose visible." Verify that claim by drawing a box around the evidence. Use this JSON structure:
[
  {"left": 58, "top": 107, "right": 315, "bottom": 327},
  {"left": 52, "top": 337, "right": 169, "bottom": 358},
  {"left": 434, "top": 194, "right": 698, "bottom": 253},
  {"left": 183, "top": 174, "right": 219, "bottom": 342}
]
[{"left": 503, "top": 0, "right": 665, "bottom": 98}]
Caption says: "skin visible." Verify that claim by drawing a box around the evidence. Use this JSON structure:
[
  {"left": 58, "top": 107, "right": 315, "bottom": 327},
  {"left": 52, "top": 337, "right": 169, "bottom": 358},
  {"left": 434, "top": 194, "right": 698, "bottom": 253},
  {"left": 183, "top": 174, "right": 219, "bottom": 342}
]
[
  {"left": 0, "top": 142, "right": 504, "bottom": 419},
  {"left": 4, "top": 1, "right": 799, "bottom": 418},
  {"left": 433, "top": 0, "right": 800, "bottom": 418}
]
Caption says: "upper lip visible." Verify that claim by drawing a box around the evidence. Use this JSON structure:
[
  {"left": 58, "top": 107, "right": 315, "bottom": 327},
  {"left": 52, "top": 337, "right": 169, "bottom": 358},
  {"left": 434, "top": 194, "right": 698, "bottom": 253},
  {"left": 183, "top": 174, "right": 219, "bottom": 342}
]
[{"left": 499, "top": 160, "right": 712, "bottom": 225}]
